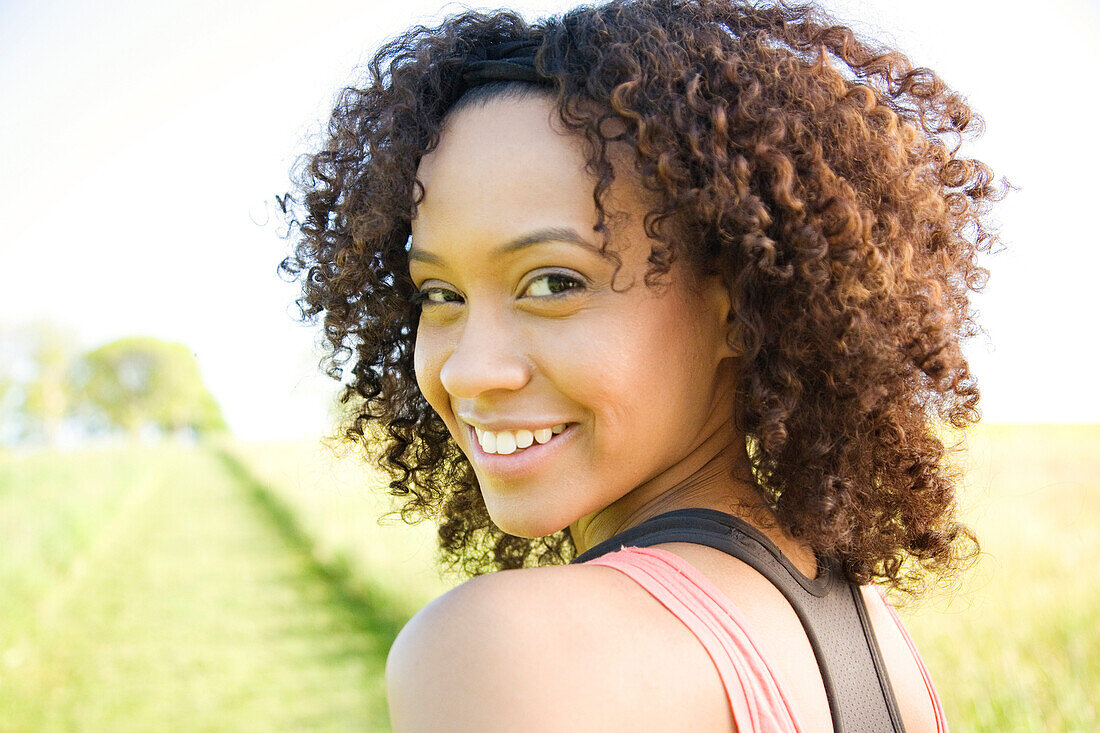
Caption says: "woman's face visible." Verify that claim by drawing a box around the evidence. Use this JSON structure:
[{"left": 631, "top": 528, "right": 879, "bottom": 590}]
[{"left": 409, "top": 93, "right": 737, "bottom": 539}]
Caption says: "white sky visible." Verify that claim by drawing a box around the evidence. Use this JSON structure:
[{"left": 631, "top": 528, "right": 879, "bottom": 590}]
[{"left": 2, "top": 0, "right": 1097, "bottom": 440}]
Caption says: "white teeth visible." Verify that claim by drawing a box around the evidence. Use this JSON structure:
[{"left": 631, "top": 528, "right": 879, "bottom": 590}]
[
  {"left": 514, "top": 429, "right": 534, "bottom": 448},
  {"left": 471, "top": 423, "right": 570, "bottom": 454},
  {"left": 496, "top": 432, "right": 517, "bottom": 455}
]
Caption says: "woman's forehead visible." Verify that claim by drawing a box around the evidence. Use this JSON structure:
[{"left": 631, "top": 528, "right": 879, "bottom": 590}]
[
  {"left": 413, "top": 96, "right": 645, "bottom": 236},
  {"left": 416, "top": 97, "right": 584, "bottom": 193}
]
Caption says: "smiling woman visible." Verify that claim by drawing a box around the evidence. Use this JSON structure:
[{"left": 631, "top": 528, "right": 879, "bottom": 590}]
[
  {"left": 407, "top": 96, "right": 742, "bottom": 542},
  {"left": 278, "top": 0, "right": 1005, "bottom": 730}
]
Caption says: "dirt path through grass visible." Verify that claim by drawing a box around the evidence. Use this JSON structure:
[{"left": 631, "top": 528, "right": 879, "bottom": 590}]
[{"left": 1, "top": 446, "right": 396, "bottom": 732}]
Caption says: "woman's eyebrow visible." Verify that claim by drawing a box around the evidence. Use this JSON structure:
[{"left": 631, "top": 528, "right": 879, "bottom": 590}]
[{"left": 408, "top": 226, "right": 597, "bottom": 265}]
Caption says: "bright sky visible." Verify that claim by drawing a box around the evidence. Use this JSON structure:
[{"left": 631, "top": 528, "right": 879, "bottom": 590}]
[{"left": 2, "top": 0, "right": 1097, "bottom": 440}]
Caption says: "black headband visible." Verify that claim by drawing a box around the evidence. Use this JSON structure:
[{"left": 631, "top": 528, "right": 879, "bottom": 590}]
[{"left": 459, "top": 38, "right": 554, "bottom": 92}]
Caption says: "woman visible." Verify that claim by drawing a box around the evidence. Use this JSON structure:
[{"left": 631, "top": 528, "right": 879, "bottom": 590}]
[{"left": 280, "top": 0, "right": 1003, "bottom": 729}]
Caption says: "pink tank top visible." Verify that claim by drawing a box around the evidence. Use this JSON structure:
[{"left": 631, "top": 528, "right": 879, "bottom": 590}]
[{"left": 581, "top": 545, "right": 948, "bottom": 732}]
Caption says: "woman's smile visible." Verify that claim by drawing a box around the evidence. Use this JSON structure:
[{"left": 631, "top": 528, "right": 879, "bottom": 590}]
[
  {"left": 462, "top": 420, "right": 579, "bottom": 478},
  {"left": 467, "top": 421, "right": 570, "bottom": 455}
]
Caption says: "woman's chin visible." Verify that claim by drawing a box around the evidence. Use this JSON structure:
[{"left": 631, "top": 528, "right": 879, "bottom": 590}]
[{"left": 485, "top": 499, "right": 572, "bottom": 540}]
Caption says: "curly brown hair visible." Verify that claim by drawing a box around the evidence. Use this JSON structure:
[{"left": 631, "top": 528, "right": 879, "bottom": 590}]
[{"left": 278, "top": 0, "right": 1005, "bottom": 594}]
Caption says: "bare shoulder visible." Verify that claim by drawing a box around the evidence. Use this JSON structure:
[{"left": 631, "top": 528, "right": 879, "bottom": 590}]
[{"left": 386, "top": 562, "right": 733, "bottom": 732}]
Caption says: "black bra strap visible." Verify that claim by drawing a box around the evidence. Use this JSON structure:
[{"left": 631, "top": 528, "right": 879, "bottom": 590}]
[
  {"left": 571, "top": 507, "right": 906, "bottom": 733},
  {"left": 572, "top": 507, "right": 830, "bottom": 593}
]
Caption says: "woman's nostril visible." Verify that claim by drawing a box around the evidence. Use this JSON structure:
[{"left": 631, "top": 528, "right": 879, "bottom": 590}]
[{"left": 439, "top": 344, "right": 531, "bottom": 397}]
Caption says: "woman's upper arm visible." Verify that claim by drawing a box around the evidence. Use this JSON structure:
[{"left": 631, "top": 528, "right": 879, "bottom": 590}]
[
  {"left": 385, "top": 565, "right": 701, "bottom": 732},
  {"left": 386, "top": 574, "right": 492, "bottom": 731},
  {"left": 385, "top": 570, "right": 587, "bottom": 732}
]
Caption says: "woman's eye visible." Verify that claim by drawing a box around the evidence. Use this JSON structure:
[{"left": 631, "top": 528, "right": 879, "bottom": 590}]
[
  {"left": 523, "top": 273, "right": 585, "bottom": 298},
  {"left": 411, "top": 274, "right": 584, "bottom": 308},
  {"left": 413, "top": 287, "right": 463, "bottom": 306}
]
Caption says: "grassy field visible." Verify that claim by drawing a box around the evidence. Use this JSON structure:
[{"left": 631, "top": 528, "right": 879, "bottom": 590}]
[
  {"left": 1, "top": 424, "right": 1096, "bottom": 731},
  {"left": 0, "top": 444, "right": 401, "bottom": 731},
  {"left": 900, "top": 424, "right": 1100, "bottom": 731}
]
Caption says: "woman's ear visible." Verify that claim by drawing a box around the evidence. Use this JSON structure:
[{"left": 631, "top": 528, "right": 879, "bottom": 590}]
[
  {"left": 723, "top": 313, "right": 744, "bottom": 360},
  {"left": 701, "top": 271, "right": 741, "bottom": 361}
]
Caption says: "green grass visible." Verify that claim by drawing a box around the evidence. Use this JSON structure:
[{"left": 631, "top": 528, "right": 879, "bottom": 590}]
[
  {"left": 225, "top": 438, "right": 455, "bottom": 616},
  {"left": 0, "top": 447, "right": 160, "bottom": 652},
  {"left": 0, "top": 443, "right": 397, "bottom": 732},
  {"left": 897, "top": 424, "right": 1100, "bottom": 732},
  {"left": 1, "top": 424, "right": 1096, "bottom": 731}
]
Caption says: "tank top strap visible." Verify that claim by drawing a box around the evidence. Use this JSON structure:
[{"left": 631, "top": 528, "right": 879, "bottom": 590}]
[
  {"left": 869, "top": 586, "right": 950, "bottom": 733},
  {"left": 571, "top": 507, "right": 908, "bottom": 733},
  {"left": 583, "top": 544, "right": 806, "bottom": 732}
]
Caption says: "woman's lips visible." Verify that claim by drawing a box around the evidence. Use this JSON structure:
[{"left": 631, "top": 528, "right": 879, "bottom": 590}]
[{"left": 465, "top": 422, "right": 576, "bottom": 477}]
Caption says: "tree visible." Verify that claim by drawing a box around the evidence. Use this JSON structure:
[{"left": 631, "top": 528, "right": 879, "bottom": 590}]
[
  {"left": 0, "top": 322, "right": 80, "bottom": 447},
  {"left": 74, "top": 337, "right": 228, "bottom": 439},
  {"left": 0, "top": 365, "right": 14, "bottom": 448},
  {"left": 22, "top": 324, "right": 76, "bottom": 446}
]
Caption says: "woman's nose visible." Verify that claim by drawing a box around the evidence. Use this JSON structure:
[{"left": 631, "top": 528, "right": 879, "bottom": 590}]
[{"left": 438, "top": 309, "right": 531, "bottom": 399}]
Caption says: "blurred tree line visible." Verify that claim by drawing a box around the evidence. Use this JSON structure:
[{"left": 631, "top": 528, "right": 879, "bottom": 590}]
[{"left": 0, "top": 324, "right": 227, "bottom": 447}]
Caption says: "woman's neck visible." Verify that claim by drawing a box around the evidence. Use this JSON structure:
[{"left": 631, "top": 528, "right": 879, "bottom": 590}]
[
  {"left": 568, "top": 419, "right": 820, "bottom": 580},
  {"left": 568, "top": 421, "right": 765, "bottom": 555}
]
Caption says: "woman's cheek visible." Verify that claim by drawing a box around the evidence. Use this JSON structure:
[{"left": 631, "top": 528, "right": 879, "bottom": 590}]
[{"left": 413, "top": 327, "right": 447, "bottom": 416}]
